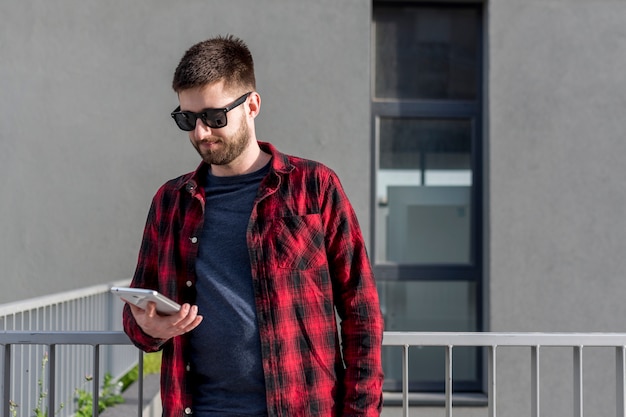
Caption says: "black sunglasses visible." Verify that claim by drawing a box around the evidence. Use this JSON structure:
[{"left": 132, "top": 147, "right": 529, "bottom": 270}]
[{"left": 171, "top": 92, "right": 252, "bottom": 131}]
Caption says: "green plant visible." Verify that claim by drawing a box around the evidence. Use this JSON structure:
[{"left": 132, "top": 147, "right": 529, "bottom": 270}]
[
  {"left": 8, "top": 400, "right": 20, "bottom": 417},
  {"left": 72, "top": 351, "right": 164, "bottom": 417},
  {"left": 73, "top": 373, "right": 124, "bottom": 417},
  {"left": 9, "top": 352, "right": 65, "bottom": 417},
  {"left": 118, "top": 351, "right": 162, "bottom": 391},
  {"left": 8, "top": 352, "right": 126, "bottom": 417}
]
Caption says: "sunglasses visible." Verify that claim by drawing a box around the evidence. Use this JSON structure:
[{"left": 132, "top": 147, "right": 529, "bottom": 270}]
[{"left": 171, "top": 92, "right": 252, "bottom": 131}]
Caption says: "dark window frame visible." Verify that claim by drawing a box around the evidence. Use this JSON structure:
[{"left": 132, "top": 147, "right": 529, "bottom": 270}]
[{"left": 371, "top": 0, "right": 485, "bottom": 393}]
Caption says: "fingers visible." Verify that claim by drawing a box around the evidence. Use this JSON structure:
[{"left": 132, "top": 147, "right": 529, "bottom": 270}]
[
  {"left": 144, "top": 301, "right": 158, "bottom": 318},
  {"left": 127, "top": 301, "right": 147, "bottom": 317},
  {"left": 173, "top": 303, "right": 194, "bottom": 323},
  {"left": 128, "top": 301, "right": 203, "bottom": 340},
  {"left": 171, "top": 304, "right": 203, "bottom": 336}
]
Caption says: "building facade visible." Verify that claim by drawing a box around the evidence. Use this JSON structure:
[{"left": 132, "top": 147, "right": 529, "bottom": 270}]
[{"left": 2, "top": 1, "right": 626, "bottom": 415}]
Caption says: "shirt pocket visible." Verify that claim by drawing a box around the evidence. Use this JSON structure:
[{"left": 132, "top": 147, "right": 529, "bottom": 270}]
[{"left": 268, "top": 214, "right": 327, "bottom": 270}]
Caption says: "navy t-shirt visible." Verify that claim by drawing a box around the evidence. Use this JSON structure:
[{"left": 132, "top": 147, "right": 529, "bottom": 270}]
[{"left": 189, "top": 163, "right": 270, "bottom": 417}]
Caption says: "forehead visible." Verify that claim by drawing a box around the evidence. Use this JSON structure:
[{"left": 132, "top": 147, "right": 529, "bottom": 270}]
[{"left": 178, "top": 81, "right": 239, "bottom": 112}]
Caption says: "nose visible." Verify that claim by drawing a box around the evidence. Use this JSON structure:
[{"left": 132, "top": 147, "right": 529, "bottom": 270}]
[{"left": 193, "top": 118, "right": 213, "bottom": 137}]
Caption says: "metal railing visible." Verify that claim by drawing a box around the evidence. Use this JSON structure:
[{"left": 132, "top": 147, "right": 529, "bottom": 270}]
[
  {"left": 3, "top": 331, "right": 626, "bottom": 416},
  {"left": 3, "top": 281, "right": 626, "bottom": 417},
  {"left": 383, "top": 332, "right": 626, "bottom": 417},
  {"left": 0, "top": 280, "right": 135, "bottom": 417},
  {"left": 0, "top": 331, "right": 143, "bottom": 417}
]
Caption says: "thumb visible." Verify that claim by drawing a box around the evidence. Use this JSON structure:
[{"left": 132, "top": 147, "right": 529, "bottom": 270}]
[{"left": 144, "top": 301, "right": 158, "bottom": 317}]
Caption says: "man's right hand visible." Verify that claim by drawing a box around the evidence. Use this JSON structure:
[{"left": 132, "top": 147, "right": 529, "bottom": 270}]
[{"left": 127, "top": 301, "right": 203, "bottom": 340}]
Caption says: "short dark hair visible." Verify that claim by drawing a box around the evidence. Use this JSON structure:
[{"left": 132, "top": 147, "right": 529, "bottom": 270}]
[{"left": 172, "top": 35, "right": 256, "bottom": 93}]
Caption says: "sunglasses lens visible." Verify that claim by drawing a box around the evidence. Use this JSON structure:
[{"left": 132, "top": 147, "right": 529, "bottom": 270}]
[
  {"left": 201, "top": 110, "right": 227, "bottom": 129},
  {"left": 173, "top": 113, "right": 196, "bottom": 131}
]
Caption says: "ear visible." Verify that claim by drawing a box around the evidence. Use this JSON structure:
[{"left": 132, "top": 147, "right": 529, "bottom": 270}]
[{"left": 247, "top": 91, "right": 261, "bottom": 119}]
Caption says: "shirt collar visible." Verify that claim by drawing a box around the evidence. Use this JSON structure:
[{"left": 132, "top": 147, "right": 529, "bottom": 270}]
[{"left": 177, "top": 141, "right": 294, "bottom": 194}]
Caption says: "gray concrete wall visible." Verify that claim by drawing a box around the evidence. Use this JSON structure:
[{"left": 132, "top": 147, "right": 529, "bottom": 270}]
[
  {"left": 488, "top": 1, "right": 626, "bottom": 416},
  {"left": 0, "top": 0, "right": 371, "bottom": 303},
  {"left": 489, "top": 0, "right": 626, "bottom": 333}
]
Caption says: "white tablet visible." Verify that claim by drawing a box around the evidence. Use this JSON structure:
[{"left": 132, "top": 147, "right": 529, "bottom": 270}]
[{"left": 111, "top": 287, "right": 181, "bottom": 315}]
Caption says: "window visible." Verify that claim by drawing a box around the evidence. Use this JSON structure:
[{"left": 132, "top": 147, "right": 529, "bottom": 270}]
[{"left": 372, "top": 2, "right": 484, "bottom": 392}]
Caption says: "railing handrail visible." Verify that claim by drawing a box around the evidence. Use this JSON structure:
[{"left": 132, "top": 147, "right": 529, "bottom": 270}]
[
  {"left": 0, "top": 330, "right": 131, "bottom": 345},
  {"left": 0, "top": 279, "right": 130, "bottom": 317},
  {"left": 6, "top": 329, "right": 626, "bottom": 344},
  {"left": 383, "top": 331, "right": 626, "bottom": 346}
]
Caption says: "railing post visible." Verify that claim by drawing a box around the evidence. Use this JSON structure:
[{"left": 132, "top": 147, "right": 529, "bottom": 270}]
[
  {"left": 445, "top": 345, "right": 453, "bottom": 417},
  {"left": 531, "top": 346, "right": 540, "bottom": 417},
  {"left": 138, "top": 349, "right": 144, "bottom": 417},
  {"left": 48, "top": 345, "right": 56, "bottom": 417},
  {"left": 488, "top": 345, "right": 496, "bottom": 417},
  {"left": 2, "top": 344, "right": 10, "bottom": 417},
  {"left": 402, "top": 344, "right": 409, "bottom": 417},
  {"left": 574, "top": 346, "right": 583, "bottom": 417},
  {"left": 93, "top": 344, "right": 100, "bottom": 417},
  {"left": 617, "top": 346, "right": 626, "bottom": 417}
]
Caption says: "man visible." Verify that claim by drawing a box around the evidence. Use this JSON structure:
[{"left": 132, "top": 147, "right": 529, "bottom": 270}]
[{"left": 123, "top": 35, "right": 384, "bottom": 417}]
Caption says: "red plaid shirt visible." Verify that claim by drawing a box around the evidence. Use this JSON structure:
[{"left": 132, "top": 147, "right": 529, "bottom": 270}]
[{"left": 123, "top": 142, "right": 384, "bottom": 417}]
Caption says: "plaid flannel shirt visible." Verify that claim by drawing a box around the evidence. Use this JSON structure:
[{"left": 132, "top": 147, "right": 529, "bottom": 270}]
[{"left": 123, "top": 142, "right": 384, "bottom": 417}]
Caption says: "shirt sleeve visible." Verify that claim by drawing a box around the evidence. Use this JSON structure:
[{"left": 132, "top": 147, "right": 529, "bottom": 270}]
[
  {"left": 122, "top": 196, "right": 169, "bottom": 353},
  {"left": 321, "top": 171, "right": 385, "bottom": 416}
]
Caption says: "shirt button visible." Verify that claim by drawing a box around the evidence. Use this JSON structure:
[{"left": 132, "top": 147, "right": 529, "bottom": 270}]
[
  {"left": 190, "top": 237, "right": 198, "bottom": 244},
  {"left": 186, "top": 281, "right": 193, "bottom": 287},
  {"left": 184, "top": 407, "right": 192, "bottom": 414},
  {"left": 186, "top": 363, "right": 191, "bottom": 371}
]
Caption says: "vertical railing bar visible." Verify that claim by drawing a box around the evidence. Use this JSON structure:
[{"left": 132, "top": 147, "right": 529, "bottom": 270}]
[
  {"left": 138, "top": 350, "right": 144, "bottom": 417},
  {"left": 2, "top": 344, "right": 11, "bottom": 417},
  {"left": 9, "top": 314, "right": 15, "bottom": 411},
  {"left": 12, "top": 315, "right": 17, "bottom": 412},
  {"left": 48, "top": 344, "right": 56, "bottom": 417},
  {"left": 68, "top": 347, "right": 73, "bottom": 412},
  {"left": 617, "top": 346, "right": 626, "bottom": 417},
  {"left": 574, "top": 346, "right": 583, "bottom": 417},
  {"left": 45, "top": 305, "right": 50, "bottom": 330},
  {"left": 22, "top": 343, "right": 28, "bottom": 414},
  {"left": 25, "top": 308, "right": 31, "bottom": 414},
  {"left": 93, "top": 344, "right": 100, "bottom": 417},
  {"left": 78, "top": 299, "right": 84, "bottom": 410},
  {"left": 446, "top": 345, "right": 453, "bottom": 417},
  {"left": 62, "top": 302, "right": 68, "bottom": 407},
  {"left": 403, "top": 344, "right": 409, "bottom": 417},
  {"left": 55, "top": 302, "right": 60, "bottom": 330},
  {"left": 531, "top": 345, "right": 540, "bottom": 417},
  {"left": 488, "top": 345, "right": 497, "bottom": 417},
  {"left": 23, "top": 311, "right": 30, "bottom": 411}
]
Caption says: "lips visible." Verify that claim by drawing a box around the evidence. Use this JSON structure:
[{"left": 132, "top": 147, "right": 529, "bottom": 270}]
[{"left": 200, "top": 139, "right": 221, "bottom": 148}]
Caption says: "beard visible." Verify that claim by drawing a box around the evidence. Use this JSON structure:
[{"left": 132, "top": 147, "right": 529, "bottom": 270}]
[{"left": 193, "top": 115, "right": 250, "bottom": 165}]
